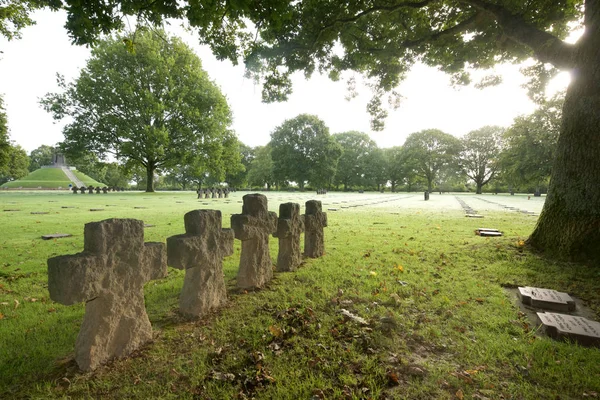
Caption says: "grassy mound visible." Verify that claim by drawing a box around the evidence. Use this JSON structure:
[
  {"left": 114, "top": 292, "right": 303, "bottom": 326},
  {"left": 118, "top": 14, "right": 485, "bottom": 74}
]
[{"left": 1, "top": 168, "right": 103, "bottom": 189}]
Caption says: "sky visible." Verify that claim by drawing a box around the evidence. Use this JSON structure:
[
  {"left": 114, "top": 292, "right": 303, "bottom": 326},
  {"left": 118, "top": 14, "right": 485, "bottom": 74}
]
[{"left": 0, "top": 10, "right": 571, "bottom": 154}]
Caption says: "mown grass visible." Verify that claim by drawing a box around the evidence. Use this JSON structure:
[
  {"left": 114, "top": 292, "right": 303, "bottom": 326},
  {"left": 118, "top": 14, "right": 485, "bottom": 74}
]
[
  {"left": 0, "top": 191, "right": 599, "bottom": 399},
  {"left": 1, "top": 168, "right": 103, "bottom": 189}
]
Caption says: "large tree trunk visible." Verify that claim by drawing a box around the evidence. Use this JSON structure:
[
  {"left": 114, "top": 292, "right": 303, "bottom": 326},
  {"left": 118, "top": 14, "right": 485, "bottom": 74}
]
[
  {"left": 146, "top": 165, "right": 155, "bottom": 192},
  {"left": 528, "top": 24, "right": 600, "bottom": 262},
  {"left": 476, "top": 181, "right": 483, "bottom": 194}
]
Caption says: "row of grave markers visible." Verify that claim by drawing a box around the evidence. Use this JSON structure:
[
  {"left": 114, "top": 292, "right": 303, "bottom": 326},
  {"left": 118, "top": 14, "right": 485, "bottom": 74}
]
[
  {"left": 71, "top": 186, "right": 126, "bottom": 194},
  {"left": 47, "top": 194, "right": 327, "bottom": 371},
  {"left": 196, "top": 187, "right": 231, "bottom": 199}
]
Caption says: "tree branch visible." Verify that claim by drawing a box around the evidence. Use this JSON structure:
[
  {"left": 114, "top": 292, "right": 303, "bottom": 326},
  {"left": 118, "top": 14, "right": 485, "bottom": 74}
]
[{"left": 462, "top": 0, "right": 576, "bottom": 69}]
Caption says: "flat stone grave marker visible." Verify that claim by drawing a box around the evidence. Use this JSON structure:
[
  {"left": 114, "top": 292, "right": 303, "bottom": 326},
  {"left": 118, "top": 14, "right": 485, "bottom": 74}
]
[
  {"left": 537, "top": 312, "right": 600, "bottom": 347},
  {"left": 167, "top": 210, "right": 234, "bottom": 317},
  {"left": 231, "top": 194, "right": 277, "bottom": 289},
  {"left": 61, "top": 206, "right": 75, "bottom": 209},
  {"left": 519, "top": 286, "right": 576, "bottom": 312},
  {"left": 42, "top": 233, "right": 72, "bottom": 240},
  {"left": 466, "top": 214, "right": 484, "bottom": 218},
  {"left": 475, "top": 228, "right": 502, "bottom": 237},
  {"left": 90, "top": 208, "right": 105, "bottom": 212},
  {"left": 31, "top": 212, "right": 49, "bottom": 215},
  {"left": 144, "top": 224, "right": 155, "bottom": 228},
  {"left": 4, "top": 209, "right": 20, "bottom": 212},
  {"left": 134, "top": 206, "right": 147, "bottom": 209},
  {"left": 47, "top": 218, "right": 167, "bottom": 371},
  {"left": 328, "top": 208, "right": 338, "bottom": 211},
  {"left": 176, "top": 201, "right": 184, "bottom": 203}
]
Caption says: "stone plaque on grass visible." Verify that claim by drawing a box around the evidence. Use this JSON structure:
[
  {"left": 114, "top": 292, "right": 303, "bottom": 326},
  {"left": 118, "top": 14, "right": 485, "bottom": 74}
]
[
  {"left": 519, "top": 286, "right": 576, "bottom": 312},
  {"left": 42, "top": 233, "right": 72, "bottom": 240},
  {"left": 475, "top": 228, "right": 502, "bottom": 237},
  {"left": 537, "top": 312, "right": 600, "bottom": 347}
]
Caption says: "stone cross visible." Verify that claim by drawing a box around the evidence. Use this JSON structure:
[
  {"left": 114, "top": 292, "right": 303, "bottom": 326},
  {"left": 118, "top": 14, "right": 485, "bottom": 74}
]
[
  {"left": 47, "top": 218, "right": 167, "bottom": 371},
  {"left": 273, "top": 202, "right": 304, "bottom": 272},
  {"left": 72, "top": 186, "right": 78, "bottom": 194},
  {"left": 211, "top": 188, "right": 217, "bottom": 198},
  {"left": 303, "top": 200, "right": 327, "bottom": 258},
  {"left": 95, "top": 186, "right": 101, "bottom": 194},
  {"left": 167, "top": 210, "right": 234, "bottom": 318},
  {"left": 102, "top": 187, "right": 108, "bottom": 194},
  {"left": 231, "top": 194, "right": 277, "bottom": 289},
  {"left": 79, "top": 186, "right": 86, "bottom": 194},
  {"left": 88, "top": 186, "right": 94, "bottom": 194}
]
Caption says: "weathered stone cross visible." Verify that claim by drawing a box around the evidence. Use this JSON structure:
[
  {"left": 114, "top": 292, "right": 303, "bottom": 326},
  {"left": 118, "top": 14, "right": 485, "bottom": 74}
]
[
  {"left": 231, "top": 194, "right": 277, "bottom": 289},
  {"left": 303, "top": 200, "right": 328, "bottom": 258},
  {"left": 273, "top": 202, "right": 304, "bottom": 272},
  {"left": 167, "top": 210, "right": 234, "bottom": 318},
  {"left": 47, "top": 218, "right": 167, "bottom": 371}
]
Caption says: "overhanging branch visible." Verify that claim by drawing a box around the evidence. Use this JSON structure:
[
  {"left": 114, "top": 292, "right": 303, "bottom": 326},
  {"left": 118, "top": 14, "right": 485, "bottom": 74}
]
[{"left": 463, "top": 0, "right": 576, "bottom": 69}]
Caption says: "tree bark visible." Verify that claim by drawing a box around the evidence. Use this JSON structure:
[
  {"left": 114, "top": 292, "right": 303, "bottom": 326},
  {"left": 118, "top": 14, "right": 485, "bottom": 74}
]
[
  {"left": 476, "top": 182, "right": 483, "bottom": 194},
  {"left": 146, "top": 164, "right": 155, "bottom": 192},
  {"left": 528, "top": 21, "right": 600, "bottom": 262}
]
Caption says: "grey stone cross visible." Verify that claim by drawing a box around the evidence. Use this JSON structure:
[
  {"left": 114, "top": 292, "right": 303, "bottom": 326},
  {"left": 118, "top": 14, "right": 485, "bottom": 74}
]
[
  {"left": 231, "top": 194, "right": 277, "bottom": 289},
  {"left": 303, "top": 200, "right": 327, "bottom": 258},
  {"left": 47, "top": 218, "right": 167, "bottom": 371},
  {"left": 273, "top": 202, "right": 304, "bottom": 271},
  {"left": 167, "top": 210, "right": 234, "bottom": 318}
]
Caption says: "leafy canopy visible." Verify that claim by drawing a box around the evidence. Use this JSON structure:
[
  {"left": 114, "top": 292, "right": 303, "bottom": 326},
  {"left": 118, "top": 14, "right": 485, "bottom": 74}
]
[
  {"left": 41, "top": 29, "right": 233, "bottom": 192},
  {"left": 3, "top": 1, "right": 582, "bottom": 128},
  {"left": 459, "top": 125, "right": 504, "bottom": 193},
  {"left": 269, "top": 114, "right": 341, "bottom": 189}
]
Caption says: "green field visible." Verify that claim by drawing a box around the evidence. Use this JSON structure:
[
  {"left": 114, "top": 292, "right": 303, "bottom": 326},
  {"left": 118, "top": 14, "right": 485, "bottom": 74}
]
[
  {"left": 0, "top": 191, "right": 598, "bottom": 399},
  {"left": 1, "top": 168, "right": 103, "bottom": 189}
]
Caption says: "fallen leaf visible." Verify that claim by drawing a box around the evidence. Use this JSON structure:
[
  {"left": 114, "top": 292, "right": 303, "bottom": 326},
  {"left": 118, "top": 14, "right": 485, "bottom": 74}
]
[
  {"left": 396, "top": 265, "right": 404, "bottom": 272},
  {"left": 0, "top": 313, "right": 4, "bottom": 319},
  {"left": 456, "top": 389, "right": 464, "bottom": 399},
  {"left": 475, "top": 298, "right": 485, "bottom": 303},
  {"left": 369, "top": 271, "right": 378, "bottom": 276},
  {"left": 14, "top": 299, "right": 19, "bottom": 309},
  {"left": 47, "top": 308, "right": 56, "bottom": 313},
  {"left": 269, "top": 325, "right": 283, "bottom": 338},
  {"left": 387, "top": 371, "right": 400, "bottom": 385}
]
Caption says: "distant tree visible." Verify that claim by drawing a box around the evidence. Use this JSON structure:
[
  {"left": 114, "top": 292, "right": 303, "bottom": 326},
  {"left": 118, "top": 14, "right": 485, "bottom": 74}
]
[
  {"left": 384, "top": 147, "right": 403, "bottom": 193},
  {"left": 0, "top": 144, "right": 29, "bottom": 184},
  {"left": 364, "top": 148, "right": 388, "bottom": 191},
  {"left": 225, "top": 143, "right": 254, "bottom": 189},
  {"left": 102, "top": 163, "right": 131, "bottom": 188},
  {"left": 269, "top": 114, "right": 341, "bottom": 190},
  {"left": 0, "top": 95, "right": 10, "bottom": 173},
  {"left": 28, "top": 145, "right": 56, "bottom": 171},
  {"left": 500, "top": 96, "right": 562, "bottom": 193},
  {"left": 247, "top": 145, "right": 275, "bottom": 189},
  {"left": 333, "top": 131, "right": 378, "bottom": 190},
  {"left": 459, "top": 126, "right": 504, "bottom": 194},
  {"left": 403, "top": 129, "right": 461, "bottom": 192},
  {"left": 41, "top": 30, "right": 232, "bottom": 192}
]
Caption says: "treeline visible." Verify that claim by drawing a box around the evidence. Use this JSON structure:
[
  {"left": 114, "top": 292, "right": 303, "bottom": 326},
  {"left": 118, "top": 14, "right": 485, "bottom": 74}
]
[{"left": 1, "top": 94, "right": 562, "bottom": 193}]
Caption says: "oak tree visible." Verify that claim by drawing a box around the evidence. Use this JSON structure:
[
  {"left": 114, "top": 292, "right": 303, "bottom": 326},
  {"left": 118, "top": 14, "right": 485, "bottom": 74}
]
[
  {"left": 269, "top": 114, "right": 341, "bottom": 190},
  {"left": 41, "top": 30, "right": 233, "bottom": 192},
  {"left": 403, "top": 129, "right": 461, "bottom": 192},
  {"left": 459, "top": 126, "right": 504, "bottom": 194}
]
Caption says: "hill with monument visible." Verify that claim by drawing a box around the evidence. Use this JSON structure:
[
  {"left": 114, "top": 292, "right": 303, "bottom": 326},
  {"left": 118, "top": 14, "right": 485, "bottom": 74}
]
[{"left": 0, "top": 153, "right": 103, "bottom": 189}]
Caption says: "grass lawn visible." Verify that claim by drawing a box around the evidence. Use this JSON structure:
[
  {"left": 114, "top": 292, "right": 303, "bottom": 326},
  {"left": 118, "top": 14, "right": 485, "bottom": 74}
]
[
  {"left": 1, "top": 168, "right": 103, "bottom": 189},
  {"left": 0, "top": 191, "right": 598, "bottom": 399}
]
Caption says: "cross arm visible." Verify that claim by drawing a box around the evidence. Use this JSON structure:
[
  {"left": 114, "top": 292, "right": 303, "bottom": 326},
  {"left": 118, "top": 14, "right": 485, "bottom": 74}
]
[{"left": 47, "top": 253, "right": 105, "bottom": 305}]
